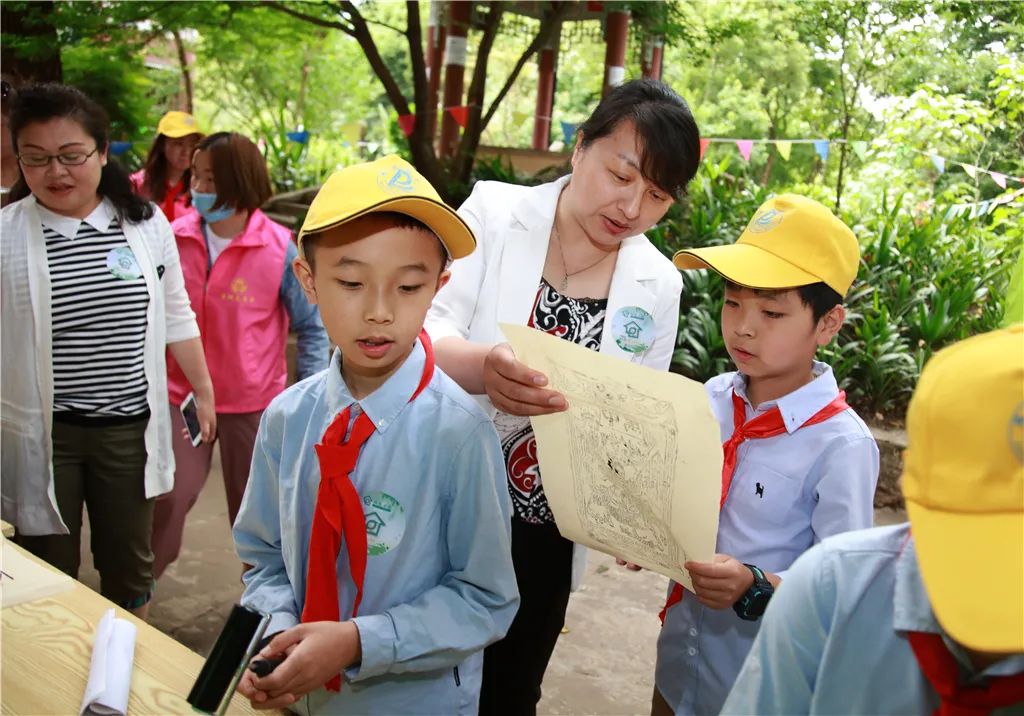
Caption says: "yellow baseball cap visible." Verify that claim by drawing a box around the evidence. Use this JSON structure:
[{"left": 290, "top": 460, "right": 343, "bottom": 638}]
[
  {"left": 903, "top": 324, "right": 1024, "bottom": 652},
  {"left": 297, "top": 155, "right": 475, "bottom": 260},
  {"left": 673, "top": 194, "right": 859, "bottom": 296},
  {"left": 157, "top": 111, "right": 201, "bottom": 138}
]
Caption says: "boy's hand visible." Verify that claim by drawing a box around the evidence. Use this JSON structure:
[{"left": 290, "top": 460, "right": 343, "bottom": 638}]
[
  {"left": 615, "top": 558, "right": 643, "bottom": 571},
  {"left": 241, "top": 621, "right": 362, "bottom": 708},
  {"left": 484, "top": 343, "right": 568, "bottom": 416},
  {"left": 684, "top": 554, "right": 754, "bottom": 610},
  {"left": 237, "top": 667, "right": 296, "bottom": 710}
]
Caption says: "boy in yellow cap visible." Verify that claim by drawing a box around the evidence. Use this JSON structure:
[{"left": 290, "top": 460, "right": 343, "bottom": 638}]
[
  {"left": 722, "top": 325, "right": 1024, "bottom": 714},
  {"left": 232, "top": 156, "right": 518, "bottom": 714},
  {"left": 653, "top": 194, "right": 880, "bottom": 715}
]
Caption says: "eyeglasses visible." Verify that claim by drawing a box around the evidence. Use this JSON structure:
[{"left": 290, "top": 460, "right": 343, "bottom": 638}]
[{"left": 17, "top": 148, "right": 100, "bottom": 167}]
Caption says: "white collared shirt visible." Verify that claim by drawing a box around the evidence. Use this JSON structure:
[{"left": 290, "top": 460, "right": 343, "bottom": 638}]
[
  {"left": 36, "top": 198, "right": 115, "bottom": 239},
  {"left": 655, "top": 361, "right": 880, "bottom": 715}
]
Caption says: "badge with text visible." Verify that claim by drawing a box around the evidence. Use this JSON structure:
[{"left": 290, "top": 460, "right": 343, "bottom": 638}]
[
  {"left": 106, "top": 247, "right": 143, "bottom": 280},
  {"left": 362, "top": 491, "right": 406, "bottom": 556},
  {"left": 612, "top": 306, "right": 655, "bottom": 354}
]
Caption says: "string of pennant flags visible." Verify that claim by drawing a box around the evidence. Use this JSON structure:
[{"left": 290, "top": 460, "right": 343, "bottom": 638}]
[
  {"left": 111, "top": 110, "right": 1022, "bottom": 219},
  {"left": 557, "top": 121, "right": 1023, "bottom": 190},
  {"left": 943, "top": 186, "right": 1024, "bottom": 221}
]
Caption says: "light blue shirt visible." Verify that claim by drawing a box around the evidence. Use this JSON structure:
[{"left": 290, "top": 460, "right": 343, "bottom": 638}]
[
  {"left": 233, "top": 340, "right": 519, "bottom": 715},
  {"left": 278, "top": 240, "right": 329, "bottom": 380},
  {"left": 656, "top": 363, "right": 880, "bottom": 716},
  {"left": 723, "top": 524, "right": 1024, "bottom": 715}
]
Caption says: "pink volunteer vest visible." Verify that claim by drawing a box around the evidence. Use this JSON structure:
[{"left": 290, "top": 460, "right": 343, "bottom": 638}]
[{"left": 167, "top": 208, "right": 291, "bottom": 413}]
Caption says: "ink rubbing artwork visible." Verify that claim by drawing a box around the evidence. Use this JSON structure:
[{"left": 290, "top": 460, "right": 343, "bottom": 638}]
[
  {"left": 554, "top": 364, "right": 685, "bottom": 575},
  {"left": 501, "top": 323, "right": 723, "bottom": 592}
]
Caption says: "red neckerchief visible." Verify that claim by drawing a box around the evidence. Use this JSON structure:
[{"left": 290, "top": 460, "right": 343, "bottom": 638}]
[
  {"left": 160, "top": 178, "right": 184, "bottom": 221},
  {"left": 908, "top": 631, "right": 1024, "bottom": 716},
  {"left": 658, "top": 387, "right": 849, "bottom": 623},
  {"left": 301, "top": 330, "right": 434, "bottom": 691}
]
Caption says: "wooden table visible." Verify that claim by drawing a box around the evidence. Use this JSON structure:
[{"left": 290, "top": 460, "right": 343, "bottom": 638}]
[{"left": 1, "top": 540, "right": 269, "bottom": 715}]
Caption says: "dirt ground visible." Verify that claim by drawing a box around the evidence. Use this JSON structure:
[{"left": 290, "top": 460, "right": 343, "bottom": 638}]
[{"left": 79, "top": 451, "right": 907, "bottom": 716}]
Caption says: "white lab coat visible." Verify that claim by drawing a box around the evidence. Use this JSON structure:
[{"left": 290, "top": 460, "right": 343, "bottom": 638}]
[
  {"left": 425, "top": 176, "right": 683, "bottom": 587},
  {"left": 1, "top": 195, "right": 199, "bottom": 535}
]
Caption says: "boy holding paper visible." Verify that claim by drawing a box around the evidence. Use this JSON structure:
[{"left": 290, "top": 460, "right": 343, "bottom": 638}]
[
  {"left": 654, "top": 195, "right": 880, "bottom": 715},
  {"left": 722, "top": 325, "right": 1024, "bottom": 714}
]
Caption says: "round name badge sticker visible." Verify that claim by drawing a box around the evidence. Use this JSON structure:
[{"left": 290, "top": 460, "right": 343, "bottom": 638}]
[
  {"left": 362, "top": 491, "right": 407, "bottom": 556},
  {"left": 612, "top": 306, "right": 655, "bottom": 354},
  {"left": 106, "top": 247, "right": 143, "bottom": 280}
]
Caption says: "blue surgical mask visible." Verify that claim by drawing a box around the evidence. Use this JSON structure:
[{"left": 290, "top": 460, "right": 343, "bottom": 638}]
[{"left": 191, "top": 190, "right": 236, "bottom": 224}]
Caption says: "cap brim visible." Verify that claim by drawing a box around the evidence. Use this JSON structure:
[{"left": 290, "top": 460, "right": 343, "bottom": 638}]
[
  {"left": 299, "top": 195, "right": 475, "bottom": 260},
  {"left": 160, "top": 127, "right": 201, "bottom": 139},
  {"left": 907, "top": 501, "right": 1024, "bottom": 652},
  {"left": 673, "top": 244, "right": 820, "bottom": 290}
]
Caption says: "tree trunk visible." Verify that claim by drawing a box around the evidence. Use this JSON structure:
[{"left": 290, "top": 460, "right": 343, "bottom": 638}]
[
  {"left": 761, "top": 124, "right": 776, "bottom": 185},
  {"left": 172, "top": 29, "right": 193, "bottom": 113},
  {"left": 450, "top": 2, "right": 504, "bottom": 184},
  {"left": 451, "top": 0, "right": 573, "bottom": 187},
  {"left": 834, "top": 134, "right": 849, "bottom": 212},
  {"left": 1, "top": 1, "right": 62, "bottom": 84}
]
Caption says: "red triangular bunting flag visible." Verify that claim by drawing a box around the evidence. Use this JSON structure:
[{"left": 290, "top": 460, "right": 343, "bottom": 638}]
[
  {"left": 448, "top": 106, "right": 469, "bottom": 129},
  {"left": 699, "top": 138, "right": 710, "bottom": 159},
  {"left": 397, "top": 114, "right": 416, "bottom": 137}
]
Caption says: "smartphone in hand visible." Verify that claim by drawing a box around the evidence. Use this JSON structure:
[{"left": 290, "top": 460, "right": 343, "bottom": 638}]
[{"left": 180, "top": 391, "right": 203, "bottom": 447}]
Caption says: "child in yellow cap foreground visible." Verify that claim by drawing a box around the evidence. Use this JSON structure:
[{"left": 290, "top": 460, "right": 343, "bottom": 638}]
[
  {"left": 232, "top": 156, "right": 518, "bottom": 714},
  {"left": 653, "top": 195, "right": 880, "bottom": 715},
  {"left": 722, "top": 325, "right": 1024, "bottom": 714}
]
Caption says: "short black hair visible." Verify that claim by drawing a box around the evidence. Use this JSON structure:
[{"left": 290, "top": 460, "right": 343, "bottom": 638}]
[
  {"left": 303, "top": 211, "right": 449, "bottom": 273},
  {"left": 576, "top": 79, "right": 700, "bottom": 200},
  {"left": 8, "top": 82, "right": 154, "bottom": 223},
  {"left": 724, "top": 280, "right": 843, "bottom": 323}
]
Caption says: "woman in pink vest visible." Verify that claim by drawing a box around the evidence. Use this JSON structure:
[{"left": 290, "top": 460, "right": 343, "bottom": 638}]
[
  {"left": 130, "top": 111, "right": 202, "bottom": 222},
  {"left": 152, "top": 131, "right": 329, "bottom": 578}
]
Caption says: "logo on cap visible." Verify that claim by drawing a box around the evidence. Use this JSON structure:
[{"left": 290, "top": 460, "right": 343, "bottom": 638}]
[
  {"left": 747, "top": 207, "right": 784, "bottom": 234},
  {"left": 1010, "top": 402, "right": 1024, "bottom": 464},
  {"left": 378, "top": 166, "right": 416, "bottom": 194}
]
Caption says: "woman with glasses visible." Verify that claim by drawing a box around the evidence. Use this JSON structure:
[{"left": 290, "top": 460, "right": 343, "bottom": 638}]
[
  {"left": 0, "top": 83, "right": 216, "bottom": 619},
  {"left": 130, "top": 111, "right": 203, "bottom": 222}
]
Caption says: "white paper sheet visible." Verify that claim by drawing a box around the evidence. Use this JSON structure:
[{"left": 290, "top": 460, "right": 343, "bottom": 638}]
[
  {"left": 80, "top": 608, "right": 136, "bottom": 716},
  {"left": 502, "top": 323, "right": 723, "bottom": 591}
]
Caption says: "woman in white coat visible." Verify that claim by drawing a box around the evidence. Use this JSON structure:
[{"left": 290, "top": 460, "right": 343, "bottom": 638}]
[
  {"left": 426, "top": 79, "right": 702, "bottom": 715},
  {"left": 1, "top": 84, "right": 215, "bottom": 618}
]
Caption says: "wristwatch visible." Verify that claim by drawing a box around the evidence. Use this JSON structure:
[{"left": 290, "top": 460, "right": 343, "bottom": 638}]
[{"left": 733, "top": 564, "right": 774, "bottom": 621}]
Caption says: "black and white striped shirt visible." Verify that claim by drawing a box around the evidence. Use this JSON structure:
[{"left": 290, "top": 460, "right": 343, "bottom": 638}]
[{"left": 42, "top": 201, "right": 150, "bottom": 417}]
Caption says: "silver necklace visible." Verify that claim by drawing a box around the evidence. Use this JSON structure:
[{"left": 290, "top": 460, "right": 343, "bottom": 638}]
[{"left": 552, "top": 224, "right": 611, "bottom": 292}]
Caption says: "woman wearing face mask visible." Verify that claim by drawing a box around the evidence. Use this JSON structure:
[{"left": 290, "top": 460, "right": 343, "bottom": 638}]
[
  {"left": 151, "top": 131, "right": 329, "bottom": 579},
  {"left": 130, "top": 110, "right": 202, "bottom": 222},
  {"left": 1, "top": 83, "right": 216, "bottom": 618},
  {"left": 425, "top": 79, "right": 701, "bottom": 714}
]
